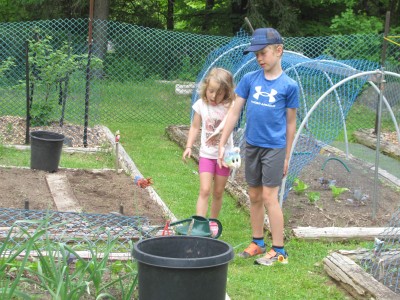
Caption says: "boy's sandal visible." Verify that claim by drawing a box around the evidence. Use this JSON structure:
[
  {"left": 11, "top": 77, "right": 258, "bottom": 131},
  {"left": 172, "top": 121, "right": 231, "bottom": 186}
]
[
  {"left": 238, "top": 242, "right": 266, "bottom": 258},
  {"left": 255, "top": 249, "right": 288, "bottom": 266}
]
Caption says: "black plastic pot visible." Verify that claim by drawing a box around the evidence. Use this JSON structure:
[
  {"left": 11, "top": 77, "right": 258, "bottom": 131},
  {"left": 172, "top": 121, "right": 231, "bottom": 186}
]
[
  {"left": 30, "top": 131, "right": 65, "bottom": 172},
  {"left": 133, "top": 236, "right": 234, "bottom": 300}
]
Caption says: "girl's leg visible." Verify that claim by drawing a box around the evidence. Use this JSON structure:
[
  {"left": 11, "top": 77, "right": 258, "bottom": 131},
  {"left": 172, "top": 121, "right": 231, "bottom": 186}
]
[
  {"left": 210, "top": 174, "right": 229, "bottom": 218},
  {"left": 196, "top": 172, "right": 213, "bottom": 217}
]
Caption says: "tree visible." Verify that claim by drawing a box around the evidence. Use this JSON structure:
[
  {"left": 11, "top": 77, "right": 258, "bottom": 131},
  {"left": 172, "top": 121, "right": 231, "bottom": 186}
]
[
  {"left": 92, "top": 0, "right": 109, "bottom": 72},
  {"left": 1, "top": 0, "right": 398, "bottom": 37},
  {"left": 202, "top": 0, "right": 215, "bottom": 31},
  {"left": 167, "top": 0, "right": 174, "bottom": 30},
  {"left": 330, "top": 8, "right": 383, "bottom": 34}
]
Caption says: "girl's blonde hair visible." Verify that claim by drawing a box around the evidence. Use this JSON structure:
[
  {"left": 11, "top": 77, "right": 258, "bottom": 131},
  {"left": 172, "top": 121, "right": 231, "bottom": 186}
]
[{"left": 199, "top": 68, "right": 235, "bottom": 106}]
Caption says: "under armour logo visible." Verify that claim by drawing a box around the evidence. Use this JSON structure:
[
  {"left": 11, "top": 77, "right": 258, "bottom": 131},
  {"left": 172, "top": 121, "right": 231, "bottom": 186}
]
[{"left": 253, "top": 86, "right": 277, "bottom": 103}]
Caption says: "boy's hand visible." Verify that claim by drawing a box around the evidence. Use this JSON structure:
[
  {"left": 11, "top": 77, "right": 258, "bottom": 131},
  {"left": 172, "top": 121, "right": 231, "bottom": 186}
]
[
  {"left": 283, "top": 158, "right": 289, "bottom": 177},
  {"left": 217, "top": 145, "right": 226, "bottom": 168}
]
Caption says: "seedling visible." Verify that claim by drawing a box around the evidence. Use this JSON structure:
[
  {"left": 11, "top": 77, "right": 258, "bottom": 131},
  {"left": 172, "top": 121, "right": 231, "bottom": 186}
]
[
  {"left": 293, "top": 178, "right": 309, "bottom": 195},
  {"left": 307, "top": 192, "right": 320, "bottom": 204},
  {"left": 331, "top": 185, "right": 349, "bottom": 200}
]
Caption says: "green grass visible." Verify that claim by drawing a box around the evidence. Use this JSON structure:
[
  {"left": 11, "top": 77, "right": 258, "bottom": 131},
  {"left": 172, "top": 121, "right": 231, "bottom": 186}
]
[
  {"left": 0, "top": 80, "right": 378, "bottom": 299},
  {"left": 0, "top": 146, "right": 115, "bottom": 169},
  {"left": 104, "top": 120, "right": 371, "bottom": 300}
]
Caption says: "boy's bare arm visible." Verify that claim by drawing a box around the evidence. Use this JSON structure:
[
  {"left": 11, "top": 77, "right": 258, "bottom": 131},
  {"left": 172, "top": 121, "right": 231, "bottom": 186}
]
[
  {"left": 218, "top": 96, "right": 245, "bottom": 166},
  {"left": 284, "top": 108, "right": 297, "bottom": 175},
  {"left": 206, "top": 102, "right": 235, "bottom": 145}
]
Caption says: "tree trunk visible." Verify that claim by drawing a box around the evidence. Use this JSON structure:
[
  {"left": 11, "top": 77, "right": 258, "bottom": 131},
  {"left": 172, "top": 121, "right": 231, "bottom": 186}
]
[
  {"left": 231, "top": 0, "right": 249, "bottom": 34},
  {"left": 93, "top": 0, "right": 109, "bottom": 78},
  {"left": 167, "top": 0, "right": 174, "bottom": 30},
  {"left": 389, "top": 0, "right": 400, "bottom": 26},
  {"left": 202, "top": 0, "right": 215, "bottom": 31}
]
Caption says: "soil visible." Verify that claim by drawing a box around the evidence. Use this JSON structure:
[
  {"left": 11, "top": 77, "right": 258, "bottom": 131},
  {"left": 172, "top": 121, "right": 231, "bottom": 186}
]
[
  {"left": 0, "top": 167, "right": 166, "bottom": 226},
  {"left": 1, "top": 116, "right": 399, "bottom": 230},
  {"left": 0, "top": 116, "right": 166, "bottom": 226},
  {"left": 166, "top": 125, "right": 400, "bottom": 229}
]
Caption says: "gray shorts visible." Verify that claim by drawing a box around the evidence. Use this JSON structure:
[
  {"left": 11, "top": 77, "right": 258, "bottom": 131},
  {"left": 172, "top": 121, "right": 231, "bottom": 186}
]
[{"left": 245, "top": 143, "right": 286, "bottom": 187}]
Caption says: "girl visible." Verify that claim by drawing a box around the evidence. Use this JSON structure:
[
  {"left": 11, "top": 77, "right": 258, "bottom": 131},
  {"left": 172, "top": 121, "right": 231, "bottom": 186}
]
[{"left": 182, "top": 68, "right": 235, "bottom": 236}]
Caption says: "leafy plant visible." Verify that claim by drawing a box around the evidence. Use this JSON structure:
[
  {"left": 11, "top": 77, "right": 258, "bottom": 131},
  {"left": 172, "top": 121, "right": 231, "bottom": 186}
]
[
  {"left": 0, "top": 220, "right": 48, "bottom": 299},
  {"left": 27, "top": 31, "right": 103, "bottom": 126},
  {"left": 0, "top": 57, "right": 15, "bottom": 78},
  {"left": 293, "top": 178, "right": 309, "bottom": 195},
  {"left": 307, "top": 191, "right": 320, "bottom": 204},
  {"left": 331, "top": 185, "right": 349, "bottom": 200},
  {"left": 0, "top": 216, "right": 139, "bottom": 299}
]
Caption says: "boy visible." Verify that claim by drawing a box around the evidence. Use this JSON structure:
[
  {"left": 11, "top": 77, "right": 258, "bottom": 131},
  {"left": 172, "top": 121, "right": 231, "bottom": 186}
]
[{"left": 218, "top": 28, "right": 299, "bottom": 266}]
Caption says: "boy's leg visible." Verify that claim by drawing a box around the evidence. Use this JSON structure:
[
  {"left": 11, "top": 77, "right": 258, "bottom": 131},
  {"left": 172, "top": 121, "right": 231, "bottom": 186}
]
[
  {"left": 263, "top": 186, "right": 284, "bottom": 246},
  {"left": 254, "top": 184, "right": 288, "bottom": 266},
  {"left": 249, "top": 186, "right": 265, "bottom": 238},
  {"left": 238, "top": 144, "right": 267, "bottom": 258},
  {"left": 238, "top": 186, "right": 267, "bottom": 258}
]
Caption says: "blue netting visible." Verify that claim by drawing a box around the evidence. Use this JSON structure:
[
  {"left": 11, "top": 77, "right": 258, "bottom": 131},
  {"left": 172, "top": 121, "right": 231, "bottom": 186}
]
[{"left": 191, "top": 32, "right": 382, "bottom": 200}]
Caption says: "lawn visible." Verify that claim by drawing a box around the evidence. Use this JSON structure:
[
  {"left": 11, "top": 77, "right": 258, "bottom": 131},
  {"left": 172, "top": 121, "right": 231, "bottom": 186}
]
[
  {"left": 0, "top": 76, "right": 379, "bottom": 299},
  {"left": 104, "top": 121, "right": 371, "bottom": 300}
]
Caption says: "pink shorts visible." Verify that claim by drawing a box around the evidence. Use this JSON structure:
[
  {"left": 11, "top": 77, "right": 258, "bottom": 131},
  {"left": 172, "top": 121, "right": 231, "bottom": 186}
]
[{"left": 199, "top": 157, "right": 230, "bottom": 177}]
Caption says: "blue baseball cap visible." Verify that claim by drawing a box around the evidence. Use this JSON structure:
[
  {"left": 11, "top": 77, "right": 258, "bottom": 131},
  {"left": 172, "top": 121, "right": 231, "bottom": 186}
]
[{"left": 243, "top": 28, "right": 283, "bottom": 54}]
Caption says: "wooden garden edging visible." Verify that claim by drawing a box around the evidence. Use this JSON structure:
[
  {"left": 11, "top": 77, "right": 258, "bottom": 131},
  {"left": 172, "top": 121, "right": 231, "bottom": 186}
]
[
  {"left": 292, "top": 226, "right": 396, "bottom": 241},
  {"left": 323, "top": 252, "right": 398, "bottom": 300},
  {"left": 353, "top": 129, "right": 400, "bottom": 160},
  {"left": 102, "top": 126, "right": 177, "bottom": 222}
]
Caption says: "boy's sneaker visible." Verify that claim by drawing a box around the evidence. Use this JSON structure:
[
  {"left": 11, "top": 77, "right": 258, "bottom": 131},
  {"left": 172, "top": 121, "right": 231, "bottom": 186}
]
[
  {"left": 209, "top": 221, "right": 219, "bottom": 238},
  {"left": 254, "top": 249, "right": 288, "bottom": 266},
  {"left": 238, "top": 242, "right": 266, "bottom": 258}
]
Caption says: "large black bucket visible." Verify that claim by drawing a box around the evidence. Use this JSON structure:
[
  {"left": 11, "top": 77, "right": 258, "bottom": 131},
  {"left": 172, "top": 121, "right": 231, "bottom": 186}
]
[
  {"left": 30, "top": 131, "right": 65, "bottom": 172},
  {"left": 133, "top": 236, "right": 234, "bottom": 300}
]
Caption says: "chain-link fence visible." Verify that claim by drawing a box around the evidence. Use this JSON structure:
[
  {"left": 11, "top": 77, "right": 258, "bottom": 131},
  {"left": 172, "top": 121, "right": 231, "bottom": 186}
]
[
  {"left": 1, "top": 19, "right": 400, "bottom": 289},
  {"left": 0, "top": 18, "right": 230, "bottom": 134},
  {"left": 1, "top": 19, "right": 399, "bottom": 133}
]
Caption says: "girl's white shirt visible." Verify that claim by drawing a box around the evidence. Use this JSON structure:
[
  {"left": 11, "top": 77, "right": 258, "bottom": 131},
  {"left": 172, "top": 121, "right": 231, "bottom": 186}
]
[{"left": 192, "top": 98, "right": 234, "bottom": 159}]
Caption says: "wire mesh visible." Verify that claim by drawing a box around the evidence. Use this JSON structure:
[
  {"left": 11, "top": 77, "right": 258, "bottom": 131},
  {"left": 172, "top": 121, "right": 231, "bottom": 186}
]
[
  {"left": 1, "top": 18, "right": 400, "bottom": 294},
  {"left": 0, "top": 18, "right": 231, "bottom": 131},
  {"left": 0, "top": 208, "right": 155, "bottom": 254},
  {"left": 360, "top": 209, "right": 400, "bottom": 294},
  {"left": 190, "top": 30, "right": 400, "bottom": 201}
]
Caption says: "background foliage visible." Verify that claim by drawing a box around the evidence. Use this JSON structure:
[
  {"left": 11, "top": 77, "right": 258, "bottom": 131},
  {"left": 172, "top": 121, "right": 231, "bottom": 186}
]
[{"left": 1, "top": 0, "right": 399, "bottom": 37}]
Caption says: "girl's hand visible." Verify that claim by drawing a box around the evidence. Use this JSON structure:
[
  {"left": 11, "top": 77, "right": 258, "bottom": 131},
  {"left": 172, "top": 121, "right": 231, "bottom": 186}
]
[{"left": 182, "top": 148, "right": 192, "bottom": 162}]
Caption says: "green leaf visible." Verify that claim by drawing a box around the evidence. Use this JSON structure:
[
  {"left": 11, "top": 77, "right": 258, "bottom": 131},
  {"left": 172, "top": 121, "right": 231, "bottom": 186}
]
[
  {"left": 331, "top": 186, "right": 349, "bottom": 199},
  {"left": 307, "top": 192, "right": 320, "bottom": 203},
  {"left": 293, "top": 178, "right": 309, "bottom": 195}
]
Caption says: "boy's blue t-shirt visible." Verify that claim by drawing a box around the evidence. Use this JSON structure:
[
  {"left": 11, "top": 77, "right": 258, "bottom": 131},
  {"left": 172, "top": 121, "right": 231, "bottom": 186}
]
[{"left": 235, "top": 69, "right": 299, "bottom": 148}]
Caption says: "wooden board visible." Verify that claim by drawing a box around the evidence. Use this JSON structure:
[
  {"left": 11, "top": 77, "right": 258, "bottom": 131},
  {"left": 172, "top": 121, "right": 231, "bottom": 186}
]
[
  {"left": 292, "top": 227, "right": 398, "bottom": 241},
  {"left": 323, "top": 252, "right": 399, "bottom": 299},
  {"left": 45, "top": 173, "right": 81, "bottom": 212}
]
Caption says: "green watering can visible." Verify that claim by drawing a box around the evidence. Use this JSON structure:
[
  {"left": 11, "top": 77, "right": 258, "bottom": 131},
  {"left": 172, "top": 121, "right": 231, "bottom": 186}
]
[{"left": 171, "top": 215, "right": 223, "bottom": 239}]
